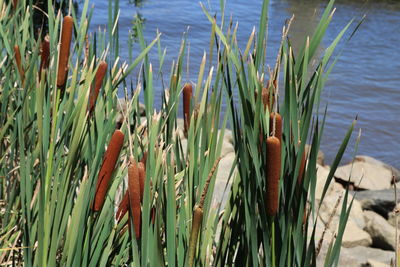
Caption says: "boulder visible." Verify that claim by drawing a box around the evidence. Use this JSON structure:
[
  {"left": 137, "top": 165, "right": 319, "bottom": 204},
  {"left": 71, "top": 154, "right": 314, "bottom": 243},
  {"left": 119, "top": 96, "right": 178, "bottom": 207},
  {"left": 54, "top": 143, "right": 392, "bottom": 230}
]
[
  {"left": 315, "top": 164, "right": 343, "bottom": 201},
  {"left": 338, "top": 246, "right": 395, "bottom": 266},
  {"left": 213, "top": 152, "right": 236, "bottom": 207},
  {"left": 218, "top": 129, "right": 234, "bottom": 144},
  {"left": 351, "top": 189, "right": 399, "bottom": 218},
  {"left": 363, "top": 211, "right": 397, "bottom": 251},
  {"left": 342, "top": 220, "right": 372, "bottom": 248},
  {"left": 387, "top": 203, "right": 400, "bottom": 228},
  {"left": 220, "top": 139, "right": 234, "bottom": 158},
  {"left": 318, "top": 187, "right": 366, "bottom": 231},
  {"left": 363, "top": 259, "right": 390, "bottom": 267},
  {"left": 334, "top": 156, "right": 394, "bottom": 190}
]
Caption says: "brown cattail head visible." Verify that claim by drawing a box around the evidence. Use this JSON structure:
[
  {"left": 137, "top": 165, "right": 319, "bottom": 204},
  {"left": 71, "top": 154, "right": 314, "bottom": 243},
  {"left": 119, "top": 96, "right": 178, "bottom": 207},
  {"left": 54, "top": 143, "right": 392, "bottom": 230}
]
[
  {"left": 188, "top": 205, "right": 204, "bottom": 267},
  {"left": 39, "top": 35, "right": 50, "bottom": 81},
  {"left": 297, "top": 150, "right": 307, "bottom": 186},
  {"left": 57, "top": 15, "right": 74, "bottom": 89},
  {"left": 140, "top": 151, "right": 147, "bottom": 167},
  {"left": 128, "top": 158, "right": 141, "bottom": 239},
  {"left": 266, "top": 136, "right": 281, "bottom": 216},
  {"left": 269, "top": 112, "right": 282, "bottom": 143},
  {"left": 93, "top": 130, "right": 124, "bottom": 211},
  {"left": 183, "top": 83, "right": 193, "bottom": 135},
  {"left": 14, "top": 45, "right": 24, "bottom": 82},
  {"left": 138, "top": 162, "right": 145, "bottom": 202},
  {"left": 12, "top": 0, "right": 17, "bottom": 10},
  {"left": 89, "top": 61, "right": 108, "bottom": 113},
  {"left": 261, "top": 86, "right": 270, "bottom": 111},
  {"left": 116, "top": 190, "right": 129, "bottom": 221}
]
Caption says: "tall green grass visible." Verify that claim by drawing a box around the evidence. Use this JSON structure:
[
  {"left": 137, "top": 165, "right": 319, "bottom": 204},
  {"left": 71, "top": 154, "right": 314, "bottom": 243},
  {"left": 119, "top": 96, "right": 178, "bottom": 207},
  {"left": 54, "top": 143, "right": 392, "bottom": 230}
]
[{"left": 0, "top": 0, "right": 358, "bottom": 266}]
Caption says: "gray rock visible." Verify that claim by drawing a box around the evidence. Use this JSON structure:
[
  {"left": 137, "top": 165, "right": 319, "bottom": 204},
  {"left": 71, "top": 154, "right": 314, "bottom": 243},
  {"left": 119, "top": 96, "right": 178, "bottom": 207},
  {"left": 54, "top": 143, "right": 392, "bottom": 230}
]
[
  {"left": 387, "top": 203, "right": 400, "bottom": 228},
  {"left": 342, "top": 220, "right": 372, "bottom": 248},
  {"left": 213, "top": 152, "right": 236, "bottom": 208},
  {"left": 351, "top": 189, "right": 400, "bottom": 218},
  {"left": 363, "top": 211, "right": 397, "bottom": 251},
  {"left": 334, "top": 156, "right": 394, "bottom": 190},
  {"left": 220, "top": 139, "right": 234, "bottom": 158},
  {"left": 339, "top": 246, "right": 395, "bottom": 266},
  {"left": 363, "top": 259, "right": 390, "bottom": 267}
]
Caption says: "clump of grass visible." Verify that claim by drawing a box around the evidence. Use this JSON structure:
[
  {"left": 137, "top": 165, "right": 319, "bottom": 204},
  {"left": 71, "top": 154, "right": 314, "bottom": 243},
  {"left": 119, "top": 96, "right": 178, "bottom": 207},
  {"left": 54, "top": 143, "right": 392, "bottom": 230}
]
[{"left": 0, "top": 0, "right": 360, "bottom": 265}]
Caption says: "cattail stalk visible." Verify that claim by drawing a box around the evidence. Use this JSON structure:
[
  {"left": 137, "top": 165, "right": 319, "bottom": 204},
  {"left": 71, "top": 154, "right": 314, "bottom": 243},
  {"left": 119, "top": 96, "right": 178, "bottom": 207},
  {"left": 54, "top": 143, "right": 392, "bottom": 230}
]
[
  {"left": 128, "top": 158, "right": 141, "bottom": 239},
  {"left": 39, "top": 35, "right": 50, "bottom": 81},
  {"left": 261, "top": 86, "right": 270, "bottom": 111},
  {"left": 93, "top": 130, "right": 124, "bottom": 211},
  {"left": 57, "top": 15, "right": 73, "bottom": 89},
  {"left": 14, "top": 45, "right": 24, "bottom": 82},
  {"left": 89, "top": 61, "right": 108, "bottom": 113},
  {"left": 266, "top": 136, "right": 281, "bottom": 216},
  {"left": 188, "top": 157, "right": 221, "bottom": 267},
  {"left": 183, "top": 83, "right": 192, "bottom": 136},
  {"left": 188, "top": 206, "right": 203, "bottom": 267},
  {"left": 138, "top": 162, "right": 145, "bottom": 202},
  {"left": 116, "top": 190, "right": 129, "bottom": 221},
  {"left": 140, "top": 151, "right": 147, "bottom": 166},
  {"left": 270, "top": 112, "right": 282, "bottom": 143}
]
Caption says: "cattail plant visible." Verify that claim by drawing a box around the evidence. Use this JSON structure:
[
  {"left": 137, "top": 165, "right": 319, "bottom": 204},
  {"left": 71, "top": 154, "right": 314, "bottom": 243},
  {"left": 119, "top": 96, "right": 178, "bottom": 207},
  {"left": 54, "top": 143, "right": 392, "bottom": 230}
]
[
  {"left": 12, "top": 0, "right": 17, "bottom": 10},
  {"left": 138, "top": 162, "right": 145, "bottom": 201},
  {"left": 57, "top": 15, "right": 73, "bottom": 89},
  {"left": 39, "top": 35, "right": 50, "bottom": 81},
  {"left": 265, "top": 136, "right": 281, "bottom": 216},
  {"left": 188, "top": 157, "right": 221, "bottom": 267},
  {"left": 88, "top": 61, "right": 108, "bottom": 113},
  {"left": 93, "top": 130, "right": 125, "bottom": 211},
  {"left": 128, "top": 157, "right": 141, "bottom": 239},
  {"left": 116, "top": 190, "right": 129, "bottom": 221},
  {"left": 269, "top": 112, "right": 282, "bottom": 143},
  {"left": 183, "top": 83, "right": 193, "bottom": 136},
  {"left": 14, "top": 45, "right": 24, "bottom": 82}
]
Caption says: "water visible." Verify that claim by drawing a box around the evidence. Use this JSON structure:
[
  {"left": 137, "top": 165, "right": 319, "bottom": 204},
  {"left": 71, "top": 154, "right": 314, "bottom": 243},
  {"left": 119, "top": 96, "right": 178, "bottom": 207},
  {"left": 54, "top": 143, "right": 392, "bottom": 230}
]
[{"left": 90, "top": 0, "right": 400, "bottom": 168}]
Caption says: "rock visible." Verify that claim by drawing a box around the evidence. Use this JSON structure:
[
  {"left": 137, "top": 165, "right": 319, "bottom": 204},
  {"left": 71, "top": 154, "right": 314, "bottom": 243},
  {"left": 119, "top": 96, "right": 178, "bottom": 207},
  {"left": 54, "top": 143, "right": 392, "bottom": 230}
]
[
  {"left": 334, "top": 156, "right": 394, "bottom": 190},
  {"left": 213, "top": 152, "right": 236, "bottom": 207},
  {"left": 351, "top": 189, "right": 400, "bottom": 218},
  {"left": 317, "top": 242, "right": 359, "bottom": 267},
  {"left": 318, "top": 185, "right": 366, "bottom": 231},
  {"left": 338, "top": 246, "right": 395, "bottom": 266},
  {"left": 363, "top": 211, "right": 397, "bottom": 251},
  {"left": 220, "top": 139, "right": 234, "bottom": 158},
  {"left": 387, "top": 203, "right": 400, "bottom": 228},
  {"left": 342, "top": 220, "right": 372, "bottom": 248},
  {"left": 305, "top": 144, "right": 325, "bottom": 166},
  {"left": 315, "top": 164, "right": 343, "bottom": 201},
  {"left": 176, "top": 118, "right": 185, "bottom": 132},
  {"left": 363, "top": 259, "right": 390, "bottom": 267},
  {"left": 218, "top": 129, "right": 234, "bottom": 144}
]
